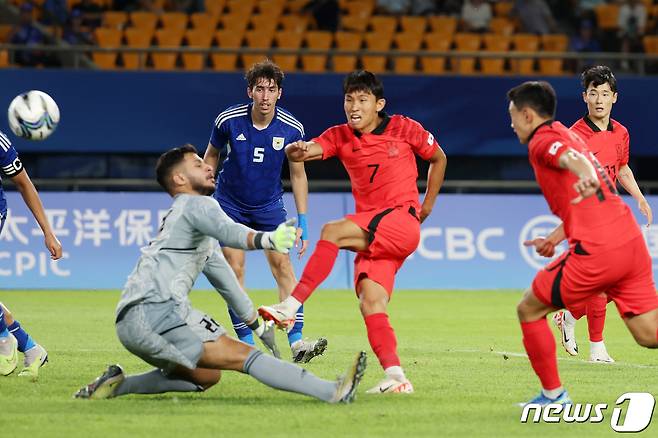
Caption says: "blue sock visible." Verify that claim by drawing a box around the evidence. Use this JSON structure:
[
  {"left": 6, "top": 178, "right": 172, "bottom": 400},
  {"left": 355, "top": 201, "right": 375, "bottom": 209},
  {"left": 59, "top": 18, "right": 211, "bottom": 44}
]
[
  {"left": 8, "top": 320, "right": 35, "bottom": 352},
  {"left": 287, "top": 305, "right": 304, "bottom": 346},
  {"left": 228, "top": 308, "right": 254, "bottom": 345},
  {"left": 0, "top": 308, "right": 8, "bottom": 338}
]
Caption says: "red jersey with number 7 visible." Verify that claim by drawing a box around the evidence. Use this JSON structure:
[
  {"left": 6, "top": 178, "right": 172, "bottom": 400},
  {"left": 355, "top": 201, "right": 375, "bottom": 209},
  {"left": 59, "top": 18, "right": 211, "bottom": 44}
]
[{"left": 313, "top": 114, "right": 440, "bottom": 213}]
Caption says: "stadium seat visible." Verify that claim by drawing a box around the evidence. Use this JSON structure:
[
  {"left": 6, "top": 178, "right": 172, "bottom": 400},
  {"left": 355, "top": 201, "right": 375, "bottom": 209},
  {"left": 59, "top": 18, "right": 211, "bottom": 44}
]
[
  {"left": 511, "top": 33, "right": 539, "bottom": 75},
  {"left": 183, "top": 29, "right": 212, "bottom": 70},
  {"left": 93, "top": 27, "right": 122, "bottom": 69},
  {"left": 341, "top": 0, "right": 375, "bottom": 19},
  {"left": 124, "top": 27, "right": 153, "bottom": 70},
  {"left": 256, "top": 0, "right": 285, "bottom": 18},
  {"left": 393, "top": 32, "right": 423, "bottom": 74},
  {"left": 481, "top": 34, "right": 510, "bottom": 75},
  {"left": 643, "top": 35, "right": 658, "bottom": 53},
  {"left": 190, "top": 13, "right": 218, "bottom": 32},
  {"left": 541, "top": 34, "right": 568, "bottom": 52},
  {"left": 130, "top": 11, "right": 158, "bottom": 32},
  {"left": 421, "top": 34, "right": 450, "bottom": 74},
  {"left": 453, "top": 33, "right": 481, "bottom": 75},
  {"left": 0, "top": 50, "right": 8, "bottom": 68},
  {"left": 333, "top": 31, "right": 362, "bottom": 73},
  {"left": 362, "top": 32, "right": 392, "bottom": 73},
  {"left": 204, "top": 0, "right": 226, "bottom": 17},
  {"left": 0, "top": 25, "right": 12, "bottom": 43},
  {"left": 160, "top": 12, "right": 188, "bottom": 32},
  {"left": 302, "top": 31, "right": 332, "bottom": 72},
  {"left": 399, "top": 16, "right": 427, "bottom": 36},
  {"left": 102, "top": 11, "right": 128, "bottom": 30},
  {"left": 250, "top": 15, "right": 279, "bottom": 38},
  {"left": 368, "top": 16, "right": 398, "bottom": 38},
  {"left": 494, "top": 2, "right": 513, "bottom": 17},
  {"left": 594, "top": 4, "right": 620, "bottom": 31},
  {"left": 341, "top": 15, "right": 369, "bottom": 33},
  {"left": 243, "top": 30, "right": 274, "bottom": 69},
  {"left": 286, "top": 0, "right": 310, "bottom": 13},
  {"left": 226, "top": 0, "right": 255, "bottom": 15},
  {"left": 153, "top": 29, "right": 183, "bottom": 70},
  {"left": 489, "top": 17, "right": 514, "bottom": 36},
  {"left": 427, "top": 15, "right": 457, "bottom": 36},
  {"left": 220, "top": 13, "right": 250, "bottom": 36},
  {"left": 212, "top": 30, "right": 242, "bottom": 71},
  {"left": 273, "top": 30, "right": 303, "bottom": 71},
  {"left": 539, "top": 58, "right": 564, "bottom": 76},
  {"left": 278, "top": 14, "right": 309, "bottom": 33}
]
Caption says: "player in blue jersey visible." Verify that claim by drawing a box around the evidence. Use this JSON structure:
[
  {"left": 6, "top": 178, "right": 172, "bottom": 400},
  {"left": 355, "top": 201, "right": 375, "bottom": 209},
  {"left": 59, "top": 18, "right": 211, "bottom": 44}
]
[
  {"left": 203, "top": 60, "right": 327, "bottom": 363},
  {"left": 0, "top": 129, "right": 61, "bottom": 378}
]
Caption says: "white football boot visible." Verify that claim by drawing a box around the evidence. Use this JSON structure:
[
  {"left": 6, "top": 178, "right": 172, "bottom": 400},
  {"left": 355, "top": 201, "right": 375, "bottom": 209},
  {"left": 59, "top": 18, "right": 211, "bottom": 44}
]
[
  {"left": 291, "top": 337, "right": 328, "bottom": 363},
  {"left": 330, "top": 351, "right": 367, "bottom": 404},
  {"left": 552, "top": 311, "right": 578, "bottom": 356},
  {"left": 365, "top": 376, "right": 414, "bottom": 394}
]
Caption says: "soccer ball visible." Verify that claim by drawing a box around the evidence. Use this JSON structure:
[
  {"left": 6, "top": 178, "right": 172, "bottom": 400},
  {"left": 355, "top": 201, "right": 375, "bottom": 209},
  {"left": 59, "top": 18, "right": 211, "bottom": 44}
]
[{"left": 7, "top": 90, "right": 60, "bottom": 140}]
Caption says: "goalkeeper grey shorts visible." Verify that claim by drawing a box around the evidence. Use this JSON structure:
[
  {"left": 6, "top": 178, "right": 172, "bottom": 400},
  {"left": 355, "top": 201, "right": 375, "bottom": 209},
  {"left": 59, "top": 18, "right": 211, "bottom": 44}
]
[{"left": 115, "top": 300, "right": 226, "bottom": 373}]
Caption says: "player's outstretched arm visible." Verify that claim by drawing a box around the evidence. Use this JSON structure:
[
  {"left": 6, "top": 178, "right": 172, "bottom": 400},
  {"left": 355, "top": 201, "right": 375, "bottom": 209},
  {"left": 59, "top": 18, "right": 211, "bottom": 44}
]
[
  {"left": 285, "top": 140, "right": 323, "bottom": 162},
  {"left": 203, "top": 141, "right": 220, "bottom": 174},
  {"left": 558, "top": 148, "right": 600, "bottom": 204},
  {"left": 618, "top": 164, "right": 652, "bottom": 226},
  {"left": 10, "top": 170, "right": 62, "bottom": 260},
  {"left": 523, "top": 223, "right": 565, "bottom": 257},
  {"left": 420, "top": 147, "right": 447, "bottom": 223},
  {"left": 289, "top": 160, "right": 309, "bottom": 257}
]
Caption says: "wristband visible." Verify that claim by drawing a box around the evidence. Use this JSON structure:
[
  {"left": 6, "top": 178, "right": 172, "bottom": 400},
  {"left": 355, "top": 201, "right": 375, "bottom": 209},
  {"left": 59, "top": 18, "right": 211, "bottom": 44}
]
[{"left": 298, "top": 213, "right": 308, "bottom": 240}]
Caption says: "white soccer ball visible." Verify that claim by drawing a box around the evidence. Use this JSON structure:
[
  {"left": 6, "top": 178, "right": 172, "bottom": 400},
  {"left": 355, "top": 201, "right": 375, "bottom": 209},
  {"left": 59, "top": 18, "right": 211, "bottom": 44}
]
[{"left": 7, "top": 90, "right": 60, "bottom": 140}]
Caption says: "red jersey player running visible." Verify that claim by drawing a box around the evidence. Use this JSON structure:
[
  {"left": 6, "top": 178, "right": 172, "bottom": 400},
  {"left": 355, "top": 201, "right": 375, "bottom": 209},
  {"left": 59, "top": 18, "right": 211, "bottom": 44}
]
[
  {"left": 510, "top": 81, "right": 658, "bottom": 406},
  {"left": 527, "top": 66, "right": 653, "bottom": 363},
  {"left": 259, "top": 70, "right": 447, "bottom": 393}
]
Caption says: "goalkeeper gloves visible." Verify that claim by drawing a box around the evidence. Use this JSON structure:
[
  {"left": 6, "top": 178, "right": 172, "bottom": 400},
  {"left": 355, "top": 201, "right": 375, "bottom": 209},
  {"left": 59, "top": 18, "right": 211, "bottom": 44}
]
[{"left": 254, "top": 218, "right": 296, "bottom": 253}]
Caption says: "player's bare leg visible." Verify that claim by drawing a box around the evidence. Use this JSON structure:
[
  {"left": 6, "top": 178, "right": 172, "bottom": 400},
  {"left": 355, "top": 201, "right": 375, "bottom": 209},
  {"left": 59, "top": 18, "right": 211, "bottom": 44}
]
[
  {"left": 259, "top": 218, "right": 368, "bottom": 326},
  {"left": 517, "top": 288, "right": 572, "bottom": 406},
  {"left": 358, "top": 278, "right": 412, "bottom": 394},
  {"left": 623, "top": 307, "right": 658, "bottom": 348},
  {"left": 265, "top": 250, "right": 328, "bottom": 363}
]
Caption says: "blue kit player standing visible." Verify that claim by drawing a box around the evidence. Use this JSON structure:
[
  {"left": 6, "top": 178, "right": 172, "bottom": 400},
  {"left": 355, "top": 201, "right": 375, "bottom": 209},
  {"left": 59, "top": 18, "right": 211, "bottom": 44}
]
[
  {"left": 0, "top": 129, "right": 61, "bottom": 378},
  {"left": 203, "top": 60, "right": 327, "bottom": 363}
]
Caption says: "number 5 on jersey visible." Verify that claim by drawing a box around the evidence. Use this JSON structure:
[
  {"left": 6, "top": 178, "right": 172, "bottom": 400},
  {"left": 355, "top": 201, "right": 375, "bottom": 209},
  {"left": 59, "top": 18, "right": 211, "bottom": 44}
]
[{"left": 253, "top": 147, "right": 265, "bottom": 163}]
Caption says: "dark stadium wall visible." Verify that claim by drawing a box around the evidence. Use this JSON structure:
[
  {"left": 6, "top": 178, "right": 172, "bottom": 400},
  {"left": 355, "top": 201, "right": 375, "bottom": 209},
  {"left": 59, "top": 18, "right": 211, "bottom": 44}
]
[{"left": 1, "top": 70, "right": 656, "bottom": 156}]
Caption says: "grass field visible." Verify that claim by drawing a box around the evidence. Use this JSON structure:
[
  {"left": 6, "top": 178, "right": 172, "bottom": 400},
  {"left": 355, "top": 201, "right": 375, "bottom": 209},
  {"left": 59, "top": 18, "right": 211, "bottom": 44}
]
[{"left": 2, "top": 289, "right": 657, "bottom": 437}]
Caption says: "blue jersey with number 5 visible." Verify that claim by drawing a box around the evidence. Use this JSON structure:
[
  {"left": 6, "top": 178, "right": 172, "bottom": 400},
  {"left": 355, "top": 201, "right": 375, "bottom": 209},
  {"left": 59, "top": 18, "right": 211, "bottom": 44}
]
[
  {"left": 209, "top": 103, "right": 304, "bottom": 211},
  {"left": 0, "top": 130, "right": 25, "bottom": 217}
]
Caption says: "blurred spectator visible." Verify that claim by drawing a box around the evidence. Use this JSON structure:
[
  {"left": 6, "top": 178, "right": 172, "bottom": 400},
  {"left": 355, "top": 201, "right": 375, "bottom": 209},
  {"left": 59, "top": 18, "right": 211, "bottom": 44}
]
[
  {"left": 10, "top": 4, "right": 52, "bottom": 67},
  {"left": 112, "top": 0, "right": 141, "bottom": 11},
  {"left": 437, "top": 0, "right": 462, "bottom": 15},
  {"left": 512, "top": 0, "right": 558, "bottom": 35},
  {"left": 43, "top": 0, "right": 69, "bottom": 26},
  {"left": 166, "top": 0, "right": 199, "bottom": 13},
  {"left": 578, "top": 0, "right": 605, "bottom": 22},
  {"left": 303, "top": 0, "right": 340, "bottom": 32},
  {"left": 461, "top": 0, "right": 492, "bottom": 33},
  {"left": 376, "top": 0, "right": 411, "bottom": 15},
  {"left": 618, "top": 0, "right": 646, "bottom": 70},
  {"left": 570, "top": 19, "right": 602, "bottom": 71},
  {"left": 411, "top": 0, "right": 438, "bottom": 15},
  {"left": 62, "top": 9, "right": 93, "bottom": 45},
  {"left": 72, "top": 0, "right": 104, "bottom": 29}
]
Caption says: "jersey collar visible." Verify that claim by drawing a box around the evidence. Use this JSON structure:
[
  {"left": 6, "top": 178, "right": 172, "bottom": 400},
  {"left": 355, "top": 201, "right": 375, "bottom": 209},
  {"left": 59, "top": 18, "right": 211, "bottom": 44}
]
[
  {"left": 527, "top": 119, "right": 554, "bottom": 143},
  {"left": 583, "top": 115, "right": 613, "bottom": 132},
  {"left": 353, "top": 112, "right": 390, "bottom": 137}
]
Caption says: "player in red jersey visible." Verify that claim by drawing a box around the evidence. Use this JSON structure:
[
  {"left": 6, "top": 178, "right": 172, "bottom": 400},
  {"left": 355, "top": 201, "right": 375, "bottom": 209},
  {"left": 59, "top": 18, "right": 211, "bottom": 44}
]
[
  {"left": 509, "top": 81, "right": 658, "bottom": 406},
  {"left": 525, "top": 67, "right": 653, "bottom": 363},
  {"left": 259, "top": 70, "right": 447, "bottom": 394}
]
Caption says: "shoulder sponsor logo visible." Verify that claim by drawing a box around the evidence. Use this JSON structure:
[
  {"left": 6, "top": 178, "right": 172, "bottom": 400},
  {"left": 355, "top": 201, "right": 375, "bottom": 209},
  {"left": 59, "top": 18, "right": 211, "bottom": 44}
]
[
  {"left": 272, "top": 137, "right": 285, "bottom": 150},
  {"left": 548, "top": 141, "right": 563, "bottom": 156},
  {"left": 519, "top": 215, "right": 567, "bottom": 270},
  {"left": 427, "top": 132, "right": 434, "bottom": 145},
  {"left": 236, "top": 133, "right": 246, "bottom": 141}
]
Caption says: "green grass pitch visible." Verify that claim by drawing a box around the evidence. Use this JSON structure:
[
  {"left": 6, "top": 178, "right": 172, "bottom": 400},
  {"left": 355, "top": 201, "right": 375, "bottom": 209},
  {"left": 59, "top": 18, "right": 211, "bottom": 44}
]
[{"left": 2, "top": 290, "right": 657, "bottom": 437}]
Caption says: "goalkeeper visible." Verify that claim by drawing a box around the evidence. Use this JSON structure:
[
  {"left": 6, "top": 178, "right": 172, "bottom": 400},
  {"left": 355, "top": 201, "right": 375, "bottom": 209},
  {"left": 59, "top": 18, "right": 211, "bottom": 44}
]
[{"left": 74, "top": 144, "right": 365, "bottom": 403}]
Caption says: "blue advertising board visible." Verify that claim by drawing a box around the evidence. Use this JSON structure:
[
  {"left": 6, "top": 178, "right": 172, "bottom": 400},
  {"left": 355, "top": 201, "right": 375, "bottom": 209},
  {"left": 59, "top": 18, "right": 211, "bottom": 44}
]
[{"left": 1, "top": 193, "right": 656, "bottom": 290}]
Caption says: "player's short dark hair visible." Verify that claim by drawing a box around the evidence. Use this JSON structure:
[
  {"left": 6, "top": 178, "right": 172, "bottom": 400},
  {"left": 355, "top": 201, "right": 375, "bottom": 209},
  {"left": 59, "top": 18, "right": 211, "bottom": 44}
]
[
  {"left": 581, "top": 65, "right": 617, "bottom": 92},
  {"left": 156, "top": 143, "right": 198, "bottom": 193},
  {"left": 343, "top": 70, "right": 384, "bottom": 100},
  {"left": 245, "top": 59, "right": 284, "bottom": 89},
  {"left": 507, "top": 81, "right": 557, "bottom": 119}
]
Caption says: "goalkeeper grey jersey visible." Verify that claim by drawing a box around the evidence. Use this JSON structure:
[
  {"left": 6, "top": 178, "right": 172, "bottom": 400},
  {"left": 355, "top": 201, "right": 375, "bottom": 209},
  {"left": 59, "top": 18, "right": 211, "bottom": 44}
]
[{"left": 116, "top": 193, "right": 255, "bottom": 323}]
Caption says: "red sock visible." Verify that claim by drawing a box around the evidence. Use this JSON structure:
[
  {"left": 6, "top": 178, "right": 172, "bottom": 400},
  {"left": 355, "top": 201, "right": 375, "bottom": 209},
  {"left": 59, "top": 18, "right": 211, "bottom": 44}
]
[
  {"left": 521, "top": 319, "right": 561, "bottom": 390},
  {"left": 291, "top": 240, "right": 339, "bottom": 303},
  {"left": 364, "top": 313, "right": 400, "bottom": 370},
  {"left": 586, "top": 294, "right": 608, "bottom": 342}
]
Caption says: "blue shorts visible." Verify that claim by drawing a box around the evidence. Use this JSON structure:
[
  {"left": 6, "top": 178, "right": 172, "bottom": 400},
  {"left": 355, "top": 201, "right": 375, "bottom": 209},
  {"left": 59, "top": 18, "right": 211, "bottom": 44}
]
[{"left": 220, "top": 199, "right": 287, "bottom": 232}]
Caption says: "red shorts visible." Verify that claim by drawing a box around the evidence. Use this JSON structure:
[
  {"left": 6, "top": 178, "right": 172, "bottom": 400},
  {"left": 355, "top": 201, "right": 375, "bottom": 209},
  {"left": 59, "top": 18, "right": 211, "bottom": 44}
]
[
  {"left": 533, "top": 236, "right": 658, "bottom": 318},
  {"left": 346, "top": 205, "right": 421, "bottom": 295}
]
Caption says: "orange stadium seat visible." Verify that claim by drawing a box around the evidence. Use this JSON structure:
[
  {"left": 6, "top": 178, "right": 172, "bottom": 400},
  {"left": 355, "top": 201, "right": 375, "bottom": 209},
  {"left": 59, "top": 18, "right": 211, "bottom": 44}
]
[
  {"left": 250, "top": 15, "right": 279, "bottom": 38},
  {"left": 183, "top": 29, "right": 212, "bottom": 70},
  {"left": 341, "top": 0, "right": 375, "bottom": 19},
  {"left": 511, "top": 33, "right": 539, "bottom": 75},
  {"left": 256, "top": 0, "right": 285, "bottom": 18},
  {"left": 160, "top": 12, "right": 188, "bottom": 32},
  {"left": 539, "top": 58, "right": 564, "bottom": 75},
  {"left": 93, "top": 27, "right": 122, "bottom": 69},
  {"left": 362, "top": 32, "right": 392, "bottom": 73},
  {"left": 333, "top": 31, "right": 362, "bottom": 73},
  {"left": 481, "top": 34, "right": 510, "bottom": 75},
  {"left": 399, "top": 16, "right": 427, "bottom": 35},
  {"left": 595, "top": 4, "right": 620, "bottom": 31},
  {"left": 153, "top": 29, "right": 183, "bottom": 70},
  {"left": 242, "top": 30, "right": 273, "bottom": 69},
  {"left": 302, "top": 31, "right": 332, "bottom": 72},
  {"left": 0, "top": 50, "right": 8, "bottom": 68},
  {"left": 489, "top": 17, "right": 514, "bottom": 36},
  {"left": 393, "top": 32, "right": 422, "bottom": 74},
  {"left": 190, "top": 13, "right": 218, "bottom": 32},
  {"left": 273, "top": 30, "right": 303, "bottom": 71},
  {"left": 286, "top": 0, "right": 310, "bottom": 13},
  {"left": 427, "top": 15, "right": 457, "bottom": 35},
  {"left": 340, "top": 15, "right": 369, "bottom": 32},
  {"left": 204, "top": 0, "right": 226, "bottom": 17},
  {"left": 278, "top": 14, "right": 309, "bottom": 33},
  {"left": 102, "top": 11, "right": 128, "bottom": 30},
  {"left": 541, "top": 34, "right": 568, "bottom": 52},
  {"left": 453, "top": 33, "right": 481, "bottom": 74},
  {"left": 0, "top": 25, "right": 12, "bottom": 43},
  {"left": 226, "top": 0, "right": 255, "bottom": 15},
  {"left": 130, "top": 12, "right": 158, "bottom": 32},
  {"left": 421, "top": 34, "right": 450, "bottom": 74},
  {"left": 494, "top": 2, "right": 513, "bottom": 17},
  {"left": 123, "top": 27, "right": 153, "bottom": 69},
  {"left": 643, "top": 35, "right": 658, "bottom": 53},
  {"left": 212, "top": 29, "right": 242, "bottom": 71},
  {"left": 368, "top": 15, "right": 398, "bottom": 37},
  {"left": 220, "top": 13, "right": 250, "bottom": 36}
]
